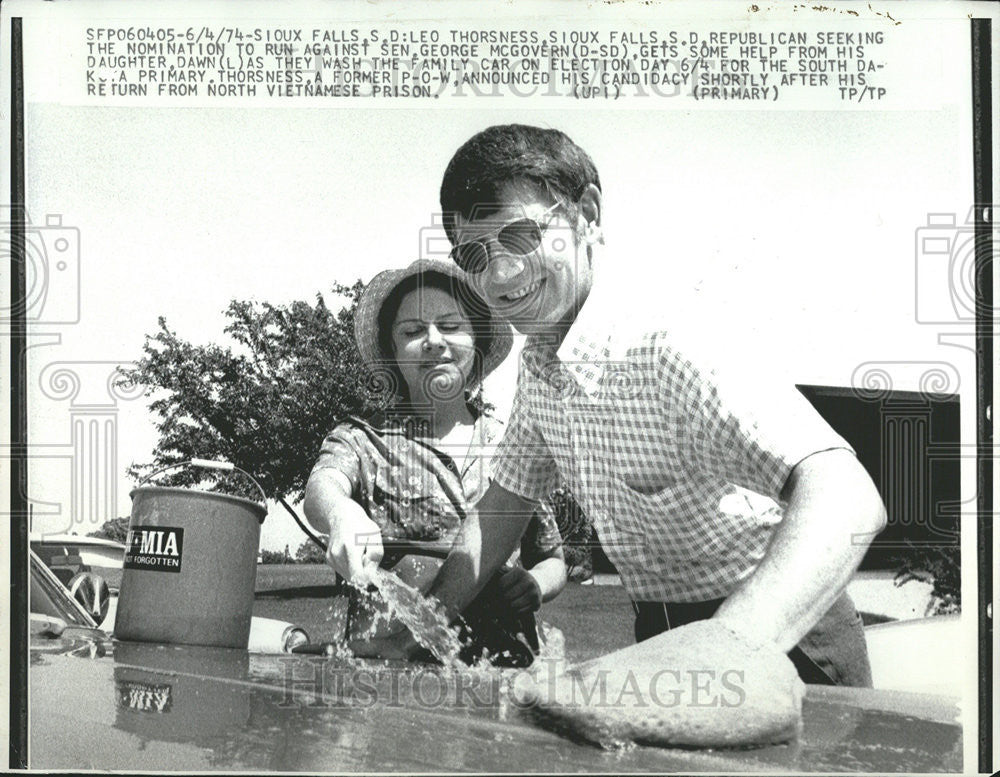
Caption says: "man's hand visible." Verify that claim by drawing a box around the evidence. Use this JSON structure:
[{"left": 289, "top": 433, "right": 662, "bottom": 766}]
[
  {"left": 517, "top": 620, "right": 804, "bottom": 748},
  {"left": 327, "top": 502, "right": 384, "bottom": 585}
]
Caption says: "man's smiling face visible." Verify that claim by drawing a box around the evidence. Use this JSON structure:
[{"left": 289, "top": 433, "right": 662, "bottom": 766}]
[{"left": 451, "top": 182, "right": 597, "bottom": 338}]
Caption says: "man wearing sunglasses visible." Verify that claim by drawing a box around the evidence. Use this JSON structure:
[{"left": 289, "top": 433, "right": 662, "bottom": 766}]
[{"left": 355, "top": 124, "right": 883, "bottom": 696}]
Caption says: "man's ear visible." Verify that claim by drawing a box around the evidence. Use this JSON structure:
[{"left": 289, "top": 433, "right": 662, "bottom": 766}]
[
  {"left": 577, "top": 184, "right": 604, "bottom": 245},
  {"left": 578, "top": 183, "right": 602, "bottom": 227}
]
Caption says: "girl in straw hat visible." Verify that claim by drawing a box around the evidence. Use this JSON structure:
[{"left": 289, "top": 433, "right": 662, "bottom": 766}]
[{"left": 304, "top": 260, "right": 567, "bottom": 666}]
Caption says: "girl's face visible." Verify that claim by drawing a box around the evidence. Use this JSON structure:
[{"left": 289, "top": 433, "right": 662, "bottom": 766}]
[{"left": 391, "top": 286, "right": 476, "bottom": 402}]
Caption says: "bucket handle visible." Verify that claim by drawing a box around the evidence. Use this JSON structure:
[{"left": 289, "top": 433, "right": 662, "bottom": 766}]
[{"left": 138, "top": 459, "right": 268, "bottom": 506}]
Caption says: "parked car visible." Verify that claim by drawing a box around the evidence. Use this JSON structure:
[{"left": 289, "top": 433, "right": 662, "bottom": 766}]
[
  {"left": 864, "top": 613, "right": 962, "bottom": 697},
  {"left": 29, "top": 536, "right": 309, "bottom": 654},
  {"left": 26, "top": 548, "right": 962, "bottom": 772},
  {"left": 30, "top": 533, "right": 126, "bottom": 568}
]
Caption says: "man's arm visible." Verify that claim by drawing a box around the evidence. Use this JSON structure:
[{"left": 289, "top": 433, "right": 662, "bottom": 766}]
[
  {"left": 425, "top": 479, "right": 538, "bottom": 619},
  {"left": 528, "top": 552, "right": 568, "bottom": 604},
  {"left": 349, "top": 480, "right": 537, "bottom": 659},
  {"left": 713, "top": 448, "right": 886, "bottom": 651},
  {"left": 512, "top": 503, "right": 569, "bottom": 610}
]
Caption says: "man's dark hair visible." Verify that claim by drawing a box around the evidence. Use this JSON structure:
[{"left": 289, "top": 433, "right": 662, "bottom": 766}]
[{"left": 439, "top": 124, "right": 601, "bottom": 242}]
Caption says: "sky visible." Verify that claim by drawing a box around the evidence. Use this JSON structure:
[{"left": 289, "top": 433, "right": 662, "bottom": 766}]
[{"left": 6, "top": 3, "right": 982, "bottom": 559}]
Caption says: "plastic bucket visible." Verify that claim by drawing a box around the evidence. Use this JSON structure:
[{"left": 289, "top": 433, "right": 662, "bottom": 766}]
[{"left": 115, "top": 461, "right": 267, "bottom": 649}]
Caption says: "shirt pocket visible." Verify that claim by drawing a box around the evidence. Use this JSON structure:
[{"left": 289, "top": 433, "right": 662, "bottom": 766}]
[
  {"left": 604, "top": 412, "right": 685, "bottom": 495},
  {"left": 606, "top": 473, "right": 717, "bottom": 563},
  {"left": 578, "top": 452, "right": 647, "bottom": 542}
]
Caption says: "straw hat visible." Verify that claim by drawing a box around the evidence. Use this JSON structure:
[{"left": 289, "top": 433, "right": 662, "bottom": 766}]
[{"left": 354, "top": 259, "right": 513, "bottom": 393}]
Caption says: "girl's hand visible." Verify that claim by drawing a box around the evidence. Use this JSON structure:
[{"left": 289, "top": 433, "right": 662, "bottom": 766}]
[{"left": 327, "top": 502, "right": 384, "bottom": 585}]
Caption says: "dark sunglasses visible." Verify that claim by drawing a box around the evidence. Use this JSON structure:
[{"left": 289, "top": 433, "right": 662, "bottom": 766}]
[{"left": 450, "top": 203, "right": 560, "bottom": 275}]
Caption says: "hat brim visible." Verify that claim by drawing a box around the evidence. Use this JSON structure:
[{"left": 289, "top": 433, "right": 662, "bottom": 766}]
[{"left": 354, "top": 259, "right": 513, "bottom": 394}]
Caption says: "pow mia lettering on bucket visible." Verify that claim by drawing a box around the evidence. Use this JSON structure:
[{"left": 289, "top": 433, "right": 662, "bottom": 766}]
[
  {"left": 124, "top": 526, "right": 184, "bottom": 572},
  {"left": 116, "top": 680, "right": 174, "bottom": 714}
]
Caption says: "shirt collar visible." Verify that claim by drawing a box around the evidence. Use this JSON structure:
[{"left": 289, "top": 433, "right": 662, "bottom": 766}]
[
  {"left": 356, "top": 401, "right": 487, "bottom": 438},
  {"left": 523, "top": 262, "right": 633, "bottom": 397}
]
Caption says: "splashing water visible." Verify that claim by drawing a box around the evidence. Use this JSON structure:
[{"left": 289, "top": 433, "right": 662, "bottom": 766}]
[
  {"left": 347, "top": 566, "right": 569, "bottom": 676},
  {"left": 493, "top": 619, "right": 570, "bottom": 720},
  {"left": 536, "top": 620, "right": 567, "bottom": 664},
  {"left": 364, "top": 568, "right": 464, "bottom": 665}
]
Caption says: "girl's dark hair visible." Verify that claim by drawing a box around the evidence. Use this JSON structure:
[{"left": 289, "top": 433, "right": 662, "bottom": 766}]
[
  {"left": 439, "top": 124, "right": 601, "bottom": 243},
  {"left": 375, "top": 270, "right": 495, "bottom": 401}
]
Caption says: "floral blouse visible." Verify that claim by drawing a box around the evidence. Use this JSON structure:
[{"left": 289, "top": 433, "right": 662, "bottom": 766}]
[{"left": 311, "top": 408, "right": 562, "bottom": 568}]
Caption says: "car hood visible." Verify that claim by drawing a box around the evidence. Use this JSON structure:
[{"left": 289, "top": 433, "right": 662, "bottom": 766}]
[{"left": 29, "top": 633, "right": 962, "bottom": 773}]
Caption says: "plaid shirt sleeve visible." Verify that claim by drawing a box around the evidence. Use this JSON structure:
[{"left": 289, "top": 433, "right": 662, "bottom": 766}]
[
  {"left": 310, "top": 424, "right": 363, "bottom": 495},
  {"left": 491, "top": 379, "right": 559, "bottom": 502},
  {"left": 666, "top": 345, "right": 855, "bottom": 501}
]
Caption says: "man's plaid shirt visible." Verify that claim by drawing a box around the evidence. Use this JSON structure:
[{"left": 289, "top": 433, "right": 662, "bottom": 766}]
[{"left": 492, "top": 275, "right": 854, "bottom": 603}]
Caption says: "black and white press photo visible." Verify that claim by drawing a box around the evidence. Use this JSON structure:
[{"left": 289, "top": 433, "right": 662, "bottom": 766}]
[{"left": 3, "top": 0, "right": 996, "bottom": 773}]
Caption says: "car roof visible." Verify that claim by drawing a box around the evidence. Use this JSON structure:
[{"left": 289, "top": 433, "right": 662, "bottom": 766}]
[
  {"left": 29, "top": 534, "right": 125, "bottom": 550},
  {"left": 27, "top": 642, "right": 962, "bottom": 773}
]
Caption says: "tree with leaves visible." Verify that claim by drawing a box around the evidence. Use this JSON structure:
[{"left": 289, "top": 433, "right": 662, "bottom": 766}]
[
  {"left": 119, "top": 280, "right": 592, "bottom": 563},
  {"left": 118, "top": 281, "right": 379, "bottom": 503},
  {"left": 87, "top": 516, "right": 130, "bottom": 544},
  {"left": 892, "top": 539, "right": 961, "bottom": 615},
  {"left": 294, "top": 539, "right": 327, "bottom": 565},
  {"left": 259, "top": 549, "right": 289, "bottom": 565}
]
